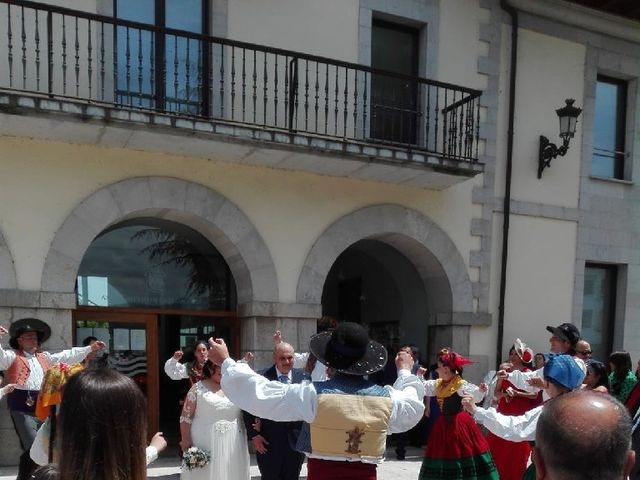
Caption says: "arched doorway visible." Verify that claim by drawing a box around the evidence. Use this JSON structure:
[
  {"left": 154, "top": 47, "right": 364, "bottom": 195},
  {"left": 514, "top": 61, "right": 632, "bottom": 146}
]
[
  {"left": 74, "top": 217, "right": 238, "bottom": 439},
  {"left": 321, "top": 239, "right": 428, "bottom": 360}
]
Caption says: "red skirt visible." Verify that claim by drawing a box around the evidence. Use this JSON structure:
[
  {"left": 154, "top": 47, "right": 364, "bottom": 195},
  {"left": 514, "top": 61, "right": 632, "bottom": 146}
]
[
  {"left": 486, "top": 432, "right": 531, "bottom": 480},
  {"left": 425, "top": 411, "right": 491, "bottom": 459},
  {"left": 419, "top": 412, "right": 498, "bottom": 480},
  {"left": 307, "top": 458, "right": 377, "bottom": 480}
]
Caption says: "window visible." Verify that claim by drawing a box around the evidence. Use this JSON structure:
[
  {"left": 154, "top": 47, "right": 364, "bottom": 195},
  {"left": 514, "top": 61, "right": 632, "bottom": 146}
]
[
  {"left": 592, "top": 76, "right": 627, "bottom": 179},
  {"left": 114, "top": 0, "right": 209, "bottom": 114},
  {"left": 77, "top": 218, "right": 236, "bottom": 310},
  {"left": 370, "top": 19, "right": 419, "bottom": 145},
  {"left": 581, "top": 264, "right": 616, "bottom": 360}
]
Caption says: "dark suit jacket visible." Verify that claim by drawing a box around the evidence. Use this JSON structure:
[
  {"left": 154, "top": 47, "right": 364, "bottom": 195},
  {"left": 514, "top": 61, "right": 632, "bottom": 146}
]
[{"left": 242, "top": 365, "right": 307, "bottom": 452}]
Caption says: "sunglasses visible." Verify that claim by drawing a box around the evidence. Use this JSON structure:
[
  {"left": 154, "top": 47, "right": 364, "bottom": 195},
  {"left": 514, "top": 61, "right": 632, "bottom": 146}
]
[{"left": 577, "top": 350, "right": 592, "bottom": 355}]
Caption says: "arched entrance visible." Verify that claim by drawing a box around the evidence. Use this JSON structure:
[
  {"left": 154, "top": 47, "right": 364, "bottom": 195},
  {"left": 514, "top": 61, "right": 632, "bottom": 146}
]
[
  {"left": 322, "top": 239, "right": 428, "bottom": 355},
  {"left": 298, "top": 204, "right": 474, "bottom": 364},
  {"left": 74, "top": 217, "right": 238, "bottom": 439}
]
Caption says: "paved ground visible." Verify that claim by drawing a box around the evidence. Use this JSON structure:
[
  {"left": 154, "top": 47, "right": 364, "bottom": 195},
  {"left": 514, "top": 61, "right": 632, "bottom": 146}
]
[{"left": 0, "top": 446, "right": 424, "bottom": 479}]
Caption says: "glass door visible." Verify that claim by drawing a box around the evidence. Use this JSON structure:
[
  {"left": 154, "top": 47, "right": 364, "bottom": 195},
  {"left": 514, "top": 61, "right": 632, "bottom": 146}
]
[{"left": 73, "top": 310, "right": 159, "bottom": 438}]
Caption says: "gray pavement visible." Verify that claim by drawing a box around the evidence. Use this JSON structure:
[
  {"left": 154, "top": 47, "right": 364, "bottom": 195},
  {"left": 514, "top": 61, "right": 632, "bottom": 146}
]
[{"left": 0, "top": 446, "right": 424, "bottom": 479}]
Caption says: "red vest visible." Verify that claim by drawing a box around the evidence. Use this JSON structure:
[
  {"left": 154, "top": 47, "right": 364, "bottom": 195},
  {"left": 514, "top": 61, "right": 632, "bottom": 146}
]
[{"left": 6, "top": 351, "right": 51, "bottom": 385}]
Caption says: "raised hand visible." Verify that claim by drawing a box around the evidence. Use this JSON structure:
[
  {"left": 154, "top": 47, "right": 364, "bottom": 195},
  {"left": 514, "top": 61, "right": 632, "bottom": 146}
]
[
  {"left": 172, "top": 350, "right": 184, "bottom": 361},
  {"left": 272, "top": 330, "right": 282, "bottom": 344},
  {"left": 395, "top": 350, "right": 413, "bottom": 371},
  {"left": 208, "top": 338, "right": 230, "bottom": 366}
]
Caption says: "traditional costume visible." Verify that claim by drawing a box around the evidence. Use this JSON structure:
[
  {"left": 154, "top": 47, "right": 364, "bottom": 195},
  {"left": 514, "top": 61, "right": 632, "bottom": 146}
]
[
  {"left": 470, "top": 354, "right": 586, "bottom": 480},
  {"left": 219, "top": 322, "right": 425, "bottom": 480},
  {"left": 0, "top": 319, "right": 96, "bottom": 480},
  {"left": 485, "top": 339, "right": 539, "bottom": 480},
  {"left": 418, "top": 352, "right": 498, "bottom": 480}
]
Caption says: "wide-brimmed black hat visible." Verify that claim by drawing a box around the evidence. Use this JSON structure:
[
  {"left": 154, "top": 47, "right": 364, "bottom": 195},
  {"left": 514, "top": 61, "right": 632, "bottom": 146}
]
[
  {"left": 9, "top": 318, "right": 51, "bottom": 350},
  {"left": 309, "top": 322, "right": 387, "bottom": 375}
]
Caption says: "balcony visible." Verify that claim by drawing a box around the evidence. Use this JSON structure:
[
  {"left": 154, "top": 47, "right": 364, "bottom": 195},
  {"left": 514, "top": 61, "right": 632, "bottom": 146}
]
[{"left": 0, "top": 0, "right": 484, "bottom": 188}]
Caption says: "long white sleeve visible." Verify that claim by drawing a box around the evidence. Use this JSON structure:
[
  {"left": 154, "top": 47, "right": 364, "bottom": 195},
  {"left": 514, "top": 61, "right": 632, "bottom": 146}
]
[
  {"left": 46, "top": 345, "right": 92, "bottom": 365},
  {"left": 507, "top": 368, "right": 542, "bottom": 393},
  {"left": 293, "top": 352, "right": 309, "bottom": 369},
  {"left": 387, "top": 370, "right": 425, "bottom": 433},
  {"left": 221, "top": 358, "right": 318, "bottom": 422},
  {"left": 164, "top": 357, "right": 189, "bottom": 380},
  {"left": 221, "top": 359, "right": 425, "bottom": 431},
  {"left": 473, "top": 404, "right": 542, "bottom": 442},
  {"left": 0, "top": 343, "right": 16, "bottom": 370}
]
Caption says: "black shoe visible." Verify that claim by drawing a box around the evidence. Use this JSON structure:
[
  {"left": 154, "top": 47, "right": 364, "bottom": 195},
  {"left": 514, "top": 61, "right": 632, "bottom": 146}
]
[{"left": 395, "top": 449, "right": 405, "bottom": 460}]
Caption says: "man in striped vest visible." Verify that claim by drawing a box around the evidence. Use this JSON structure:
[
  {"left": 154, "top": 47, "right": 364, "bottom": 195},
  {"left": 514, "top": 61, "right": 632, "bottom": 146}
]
[{"left": 0, "top": 319, "right": 104, "bottom": 480}]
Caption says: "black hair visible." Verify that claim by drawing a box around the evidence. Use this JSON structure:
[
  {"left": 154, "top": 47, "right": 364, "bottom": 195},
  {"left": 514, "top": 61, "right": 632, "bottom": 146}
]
[
  {"left": 586, "top": 359, "right": 611, "bottom": 390},
  {"left": 82, "top": 336, "right": 98, "bottom": 347},
  {"left": 609, "top": 351, "right": 633, "bottom": 396}
]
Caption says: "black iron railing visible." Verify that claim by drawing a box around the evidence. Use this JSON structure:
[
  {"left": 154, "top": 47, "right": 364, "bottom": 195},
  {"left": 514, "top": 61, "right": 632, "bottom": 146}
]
[{"left": 0, "top": 0, "right": 482, "bottom": 162}]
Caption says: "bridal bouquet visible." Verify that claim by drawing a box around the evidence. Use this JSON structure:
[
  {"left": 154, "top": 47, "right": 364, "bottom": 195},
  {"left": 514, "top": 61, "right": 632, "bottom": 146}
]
[{"left": 181, "top": 447, "right": 211, "bottom": 470}]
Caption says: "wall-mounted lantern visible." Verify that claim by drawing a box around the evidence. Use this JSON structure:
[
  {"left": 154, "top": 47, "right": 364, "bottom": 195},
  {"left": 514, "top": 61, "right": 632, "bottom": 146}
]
[{"left": 538, "top": 99, "right": 583, "bottom": 178}]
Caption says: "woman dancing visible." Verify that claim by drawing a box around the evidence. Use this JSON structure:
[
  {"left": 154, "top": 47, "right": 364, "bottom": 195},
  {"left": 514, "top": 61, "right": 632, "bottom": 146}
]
[{"left": 418, "top": 349, "right": 498, "bottom": 480}]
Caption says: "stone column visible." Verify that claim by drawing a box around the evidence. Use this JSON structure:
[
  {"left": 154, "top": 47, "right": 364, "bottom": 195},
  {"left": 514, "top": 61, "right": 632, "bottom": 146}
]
[{"left": 238, "top": 301, "right": 322, "bottom": 369}]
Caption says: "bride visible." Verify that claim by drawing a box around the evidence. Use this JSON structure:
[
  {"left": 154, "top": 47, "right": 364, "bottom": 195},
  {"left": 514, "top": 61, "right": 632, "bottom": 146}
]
[{"left": 179, "top": 359, "right": 250, "bottom": 480}]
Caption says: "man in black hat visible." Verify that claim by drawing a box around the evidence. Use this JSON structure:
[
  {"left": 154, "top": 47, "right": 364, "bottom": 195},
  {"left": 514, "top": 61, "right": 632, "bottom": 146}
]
[
  {"left": 0, "top": 319, "right": 105, "bottom": 480},
  {"left": 208, "top": 322, "right": 425, "bottom": 480}
]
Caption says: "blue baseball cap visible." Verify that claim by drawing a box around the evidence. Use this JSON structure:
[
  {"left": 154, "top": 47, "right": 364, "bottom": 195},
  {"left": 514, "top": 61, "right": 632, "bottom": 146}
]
[{"left": 543, "top": 354, "right": 585, "bottom": 390}]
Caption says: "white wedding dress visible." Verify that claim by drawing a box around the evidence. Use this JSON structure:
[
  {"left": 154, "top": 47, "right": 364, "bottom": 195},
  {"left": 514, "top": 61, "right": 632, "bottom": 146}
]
[{"left": 180, "top": 382, "right": 250, "bottom": 480}]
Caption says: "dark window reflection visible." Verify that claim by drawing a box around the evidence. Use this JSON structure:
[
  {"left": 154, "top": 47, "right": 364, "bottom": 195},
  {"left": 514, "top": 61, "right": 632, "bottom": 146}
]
[
  {"left": 581, "top": 264, "right": 616, "bottom": 362},
  {"left": 115, "top": 0, "right": 205, "bottom": 114},
  {"left": 76, "top": 218, "right": 236, "bottom": 310},
  {"left": 371, "top": 20, "right": 419, "bottom": 145},
  {"left": 592, "top": 76, "right": 626, "bottom": 178}
]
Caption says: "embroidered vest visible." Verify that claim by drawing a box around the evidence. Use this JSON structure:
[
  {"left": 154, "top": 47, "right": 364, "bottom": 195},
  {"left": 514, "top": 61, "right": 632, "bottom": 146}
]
[
  {"left": 299, "top": 376, "right": 392, "bottom": 462},
  {"left": 6, "top": 351, "right": 50, "bottom": 385}
]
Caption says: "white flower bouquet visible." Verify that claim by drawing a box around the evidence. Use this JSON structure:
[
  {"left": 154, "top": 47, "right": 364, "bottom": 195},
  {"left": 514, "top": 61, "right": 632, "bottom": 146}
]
[{"left": 181, "top": 447, "right": 211, "bottom": 470}]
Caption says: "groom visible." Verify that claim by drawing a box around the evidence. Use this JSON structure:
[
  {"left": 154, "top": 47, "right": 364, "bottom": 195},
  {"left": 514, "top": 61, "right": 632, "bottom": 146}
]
[{"left": 242, "top": 341, "right": 307, "bottom": 480}]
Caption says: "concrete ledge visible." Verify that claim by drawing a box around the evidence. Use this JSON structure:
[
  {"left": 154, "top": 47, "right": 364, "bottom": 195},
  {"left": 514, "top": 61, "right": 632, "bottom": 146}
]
[
  {"left": 238, "top": 301, "right": 322, "bottom": 319},
  {"left": 432, "top": 311, "right": 492, "bottom": 326},
  {"left": 0, "top": 92, "right": 484, "bottom": 190},
  {"left": 0, "top": 289, "right": 77, "bottom": 309}
]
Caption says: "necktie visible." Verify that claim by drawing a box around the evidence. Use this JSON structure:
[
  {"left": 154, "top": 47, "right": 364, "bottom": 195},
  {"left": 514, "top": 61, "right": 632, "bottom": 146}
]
[{"left": 278, "top": 375, "right": 290, "bottom": 384}]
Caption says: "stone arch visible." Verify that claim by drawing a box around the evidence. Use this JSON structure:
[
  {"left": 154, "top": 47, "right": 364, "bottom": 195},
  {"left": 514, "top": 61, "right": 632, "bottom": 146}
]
[
  {"left": 41, "top": 177, "right": 278, "bottom": 304},
  {"left": 0, "top": 229, "right": 17, "bottom": 289},
  {"left": 296, "top": 204, "right": 473, "bottom": 317}
]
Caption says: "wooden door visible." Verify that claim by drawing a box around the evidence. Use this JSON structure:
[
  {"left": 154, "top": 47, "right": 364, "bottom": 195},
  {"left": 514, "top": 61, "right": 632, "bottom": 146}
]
[{"left": 73, "top": 310, "right": 159, "bottom": 438}]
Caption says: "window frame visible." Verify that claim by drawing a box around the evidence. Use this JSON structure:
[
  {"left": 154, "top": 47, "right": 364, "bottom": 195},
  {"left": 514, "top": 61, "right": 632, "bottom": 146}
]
[
  {"left": 113, "top": 0, "right": 211, "bottom": 114},
  {"left": 582, "top": 263, "right": 617, "bottom": 360},
  {"left": 592, "top": 75, "right": 628, "bottom": 180}
]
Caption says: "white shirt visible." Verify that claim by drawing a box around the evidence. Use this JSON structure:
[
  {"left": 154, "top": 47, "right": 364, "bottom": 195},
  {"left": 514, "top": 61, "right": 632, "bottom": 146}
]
[
  {"left": 293, "top": 352, "right": 328, "bottom": 382},
  {"left": 0, "top": 344, "right": 93, "bottom": 390},
  {"left": 30, "top": 417, "right": 159, "bottom": 466},
  {"left": 164, "top": 357, "right": 190, "bottom": 380},
  {"left": 220, "top": 358, "right": 425, "bottom": 463},
  {"left": 507, "top": 356, "right": 586, "bottom": 400},
  {"left": 472, "top": 404, "right": 543, "bottom": 442},
  {"left": 420, "top": 378, "right": 486, "bottom": 403}
]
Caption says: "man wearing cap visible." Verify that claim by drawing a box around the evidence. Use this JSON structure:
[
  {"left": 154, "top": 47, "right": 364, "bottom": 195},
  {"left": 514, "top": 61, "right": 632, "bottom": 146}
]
[
  {"left": 0, "top": 319, "right": 105, "bottom": 480},
  {"left": 208, "top": 322, "right": 425, "bottom": 480},
  {"left": 499, "top": 323, "right": 586, "bottom": 400},
  {"left": 462, "top": 354, "right": 586, "bottom": 479}
]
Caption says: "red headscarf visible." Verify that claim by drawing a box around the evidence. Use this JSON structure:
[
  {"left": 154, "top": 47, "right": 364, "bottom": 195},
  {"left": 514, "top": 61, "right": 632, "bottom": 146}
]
[{"left": 440, "top": 351, "right": 473, "bottom": 372}]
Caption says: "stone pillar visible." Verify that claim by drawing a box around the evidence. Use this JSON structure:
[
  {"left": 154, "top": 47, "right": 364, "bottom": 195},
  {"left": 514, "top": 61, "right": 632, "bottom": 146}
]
[{"left": 237, "top": 302, "right": 322, "bottom": 369}]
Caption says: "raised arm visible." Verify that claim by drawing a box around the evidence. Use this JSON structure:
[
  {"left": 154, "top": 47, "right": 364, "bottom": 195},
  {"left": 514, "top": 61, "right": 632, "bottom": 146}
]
[{"left": 164, "top": 351, "right": 189, "bottom": 380}]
